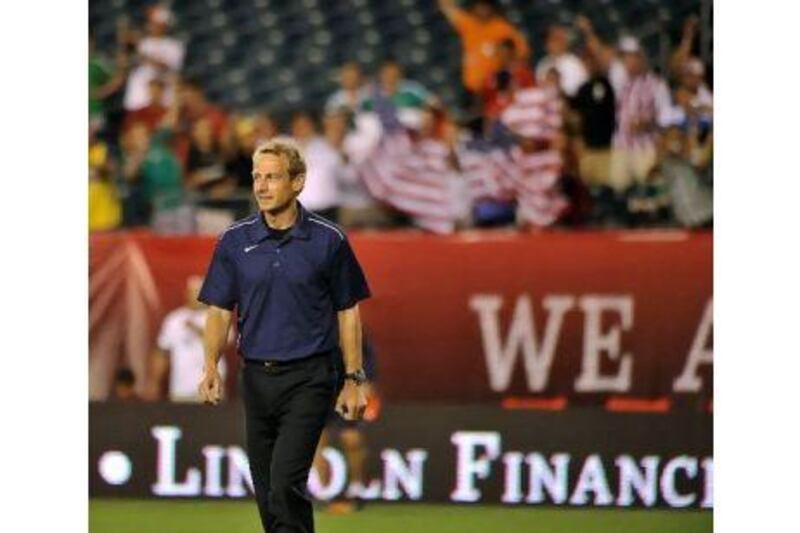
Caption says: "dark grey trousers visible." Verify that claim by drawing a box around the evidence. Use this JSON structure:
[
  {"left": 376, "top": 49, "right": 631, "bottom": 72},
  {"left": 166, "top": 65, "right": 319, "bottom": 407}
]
[{"left": 241, "top": 351, "right": 340, "bottom": 532}]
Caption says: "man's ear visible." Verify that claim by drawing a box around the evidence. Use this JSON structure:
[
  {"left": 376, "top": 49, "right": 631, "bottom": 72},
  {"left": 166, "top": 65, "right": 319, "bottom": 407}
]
[{"left": 292, "top": 174, "right": 306, "bottom": 193}]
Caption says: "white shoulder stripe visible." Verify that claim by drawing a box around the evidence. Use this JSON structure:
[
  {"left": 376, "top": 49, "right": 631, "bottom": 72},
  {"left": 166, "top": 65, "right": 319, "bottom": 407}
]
[
  {"left": 308, "top": 217, "right": 345, "bottom": 240},
  {"left": 221, "top": 215, "right": 259, "bottom": 235}
]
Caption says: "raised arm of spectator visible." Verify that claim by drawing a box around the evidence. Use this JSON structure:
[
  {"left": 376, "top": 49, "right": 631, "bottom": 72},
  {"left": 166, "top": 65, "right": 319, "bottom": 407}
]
[
  {"left": 93, "top": 49, "right": 130, "bottom": 100},
  {"left": 575, "top": 15, "right": 613, "bottom": 72},
  {"left": 438, "top": 0, "right": 470, "bottom": 31},
  {"left": 669, "top": 16, "right": 698, "bottom": 80}
]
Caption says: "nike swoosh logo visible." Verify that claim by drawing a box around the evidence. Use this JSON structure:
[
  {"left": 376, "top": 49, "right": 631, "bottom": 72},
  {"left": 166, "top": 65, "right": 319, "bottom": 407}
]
[{"left": 244, "top": 244, "right": 259, "bottom": 253}]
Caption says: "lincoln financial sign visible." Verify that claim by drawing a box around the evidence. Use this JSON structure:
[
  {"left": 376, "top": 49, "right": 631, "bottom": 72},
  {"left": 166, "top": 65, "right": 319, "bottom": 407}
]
[{"left": 90, "top": 404, "right": 712, "bottom": 509}]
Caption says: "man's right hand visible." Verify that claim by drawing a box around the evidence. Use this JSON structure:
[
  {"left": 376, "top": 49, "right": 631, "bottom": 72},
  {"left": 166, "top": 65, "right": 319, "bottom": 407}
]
[{"left": 198, "top": 368, "right": 223, "bottom": 405}]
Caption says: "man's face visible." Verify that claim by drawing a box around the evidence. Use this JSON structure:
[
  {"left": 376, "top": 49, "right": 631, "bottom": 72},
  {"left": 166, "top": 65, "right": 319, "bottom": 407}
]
[
  {"left": 126, "top": 123, "right": 150, "bottom": 153},
  {"left": 496, "top": 43, "right": 515, "bottom": 66},
  {"left": 341, "top": 64, "right": 361, "bottom": 91},
  {"left": 252, "top": 154, "right": 304, "bottom": 213},
  {"left": 546, "top": 27, "right": 569, "bottom": 56},
  {"left": 380, "top": 64, "right": 401, "bottom": 93},
  {"left": 622, "top": 51, "right": 644, "bottom": 75},
  {"left": 323, "top": 112, "right": 347, "bottom": 144},
  {"left": 291, "top": 115, "right": 316, "bottom": 141},
  {"left": 682, "top": 71, "right": 702, "bottom": 92},
  {"left": 180, "top": 84, "right": 203, "bottom": 110},
  {"left": 472, "top": 2, "right": 494, "bottom": 19}
]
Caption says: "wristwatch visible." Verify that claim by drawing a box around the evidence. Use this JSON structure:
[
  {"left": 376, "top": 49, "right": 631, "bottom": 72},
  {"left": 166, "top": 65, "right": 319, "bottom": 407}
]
[{"left": 344, "top": 368, "right": 367, "bottom": 385}]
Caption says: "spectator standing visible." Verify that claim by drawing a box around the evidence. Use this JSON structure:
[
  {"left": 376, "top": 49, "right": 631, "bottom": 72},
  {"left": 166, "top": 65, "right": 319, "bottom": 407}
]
[
  {"left": 175, "top": 78, "right": 229, "bottom": 164},
  {"left": 655, "top": 124, "right": 713, "bottom": 228},
  {"left": 481, "top": 38, "right": 535, "bottom": 121},
  {"left": 570, "top": 50, "right": 616, "bottom": 189},
  {"left": 293, "top": 112, "right": 341, "bottom": 220},
  {"left": 122, "top": 78, "right": 168, "bottom": 133},
  {"left": 186, "top": 117, "right": 235, "bottom": 198},
  {"left": 145, "top": 276, "right": 228, "bottom": 402},
  {"left": 360, "top": 60, "right": 437, "bottom": 123},
  {"left": 536, "top": 25, "right": 588, "bottom": 97},
  {"left": 122, "top": 5, "right": 185, "bottom": 111},
  {"left": 438, "top": 0, "right": 530, "bottom": 116},
  {"left": 89, "top": 130, "right": 122, "bottom": 232},
  {"left": 672, "top": 59, "right": 713, "bottom": 138},
  {"left": 326, "top": 63, "right": 368, "bottom": 115},
  {"left": 324, "top": 110, "right": 393, "bottom": 229},
  {"left": 576, "top": 15, "right": 672, "bottom": 192},
  {"left": 120, "top": 121, "right": 184, "bottom": 226},
  {"left": 89, "top": 34, "right": 127, "bottom": 132}
]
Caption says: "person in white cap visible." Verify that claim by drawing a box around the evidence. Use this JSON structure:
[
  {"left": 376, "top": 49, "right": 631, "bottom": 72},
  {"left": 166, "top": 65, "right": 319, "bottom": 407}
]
[
  {"left": 575, "top": 15, "right": 673, "bottom": 193},
  {"left": 122, "top": 4, "right": 185, "bottom": 111}
]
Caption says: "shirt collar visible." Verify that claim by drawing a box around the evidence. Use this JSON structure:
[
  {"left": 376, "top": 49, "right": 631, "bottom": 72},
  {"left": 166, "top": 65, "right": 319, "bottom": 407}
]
[{"left": 246, "top": 200, "right": 311, "bottom": 243}]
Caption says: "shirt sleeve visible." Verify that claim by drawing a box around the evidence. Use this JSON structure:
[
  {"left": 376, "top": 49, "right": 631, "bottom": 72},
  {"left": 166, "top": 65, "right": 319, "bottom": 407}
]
[
  {"left": 156, "top": 314, "right": 174, "bottom": 351},
  {"left": 198, "top": 238, "right": 238, "bottom": 310},
  {"left": 329, "top": 238, "right": 371, "bottom": 311},
  {"left": 450, "top": 7, "right": 475, "bottom": 35}
]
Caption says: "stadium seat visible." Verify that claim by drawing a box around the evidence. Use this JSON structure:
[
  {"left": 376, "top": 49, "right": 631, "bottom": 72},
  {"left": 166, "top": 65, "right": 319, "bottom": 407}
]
[{"left": 89, "top": 0, "right": 702, "bottom": 111}]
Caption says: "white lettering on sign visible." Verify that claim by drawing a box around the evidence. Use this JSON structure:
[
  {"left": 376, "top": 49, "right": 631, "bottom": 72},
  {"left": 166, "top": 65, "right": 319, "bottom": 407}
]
[
  {"left": 616, "top": 455, "right": 659, "bottom": 507},
  {"left": 526, "top": 452, "right": 570, "bottom": 504},
  {"left": 569, "top": 454, "right": 614, "bottom": 506},
  {"left": 151, "top": 426, "right": 202, "bottom": 496},
  {"left": 381, "top": 449, "right": 428, "bottom": 500},
  {"left": 674, "top": 299, "right": 714, "bottom": 392},
  {"left": 574, "top": 296, "right": 635, "bottom": 392},
  {"left": 201, "top": 446, "right": 225, "bottom": 497},
  {"left": 469, "top": 294, "right": 574, "bottom": 392},
  {"left": 450, "top": 431, "right": 502, "bottom": 502},
  {"left": 308, "top": 447, "right": 348, "bottom": 500},
  {"left": 660, "top": 455, "right": 698, "bottom": 507}
]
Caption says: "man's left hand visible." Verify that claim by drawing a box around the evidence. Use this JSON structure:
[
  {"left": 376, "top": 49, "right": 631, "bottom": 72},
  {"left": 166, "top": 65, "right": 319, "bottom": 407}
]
[{"left": 335, "top": 381, "right": 367, "bottom": 421}]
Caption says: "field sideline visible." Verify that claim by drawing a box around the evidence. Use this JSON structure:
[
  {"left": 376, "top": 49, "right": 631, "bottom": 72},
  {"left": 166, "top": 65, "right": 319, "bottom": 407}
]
[{"left": 90, "top": 499, "right": 712, "bottom": 532}]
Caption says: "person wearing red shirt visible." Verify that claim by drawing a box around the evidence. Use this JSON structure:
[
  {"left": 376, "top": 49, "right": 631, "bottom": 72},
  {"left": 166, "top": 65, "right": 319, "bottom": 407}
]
[
  {"left": 482, "top": 38, "right": 535, "bottom": 121},
  {"left": 122, "top": 78, "right": 168, "bottom": 133}
]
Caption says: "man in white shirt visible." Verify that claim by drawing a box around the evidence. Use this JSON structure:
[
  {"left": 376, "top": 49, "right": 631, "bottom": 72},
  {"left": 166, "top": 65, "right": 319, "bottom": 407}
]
[
  {"left": 293, "top": 112, "right": 341, "bottom": 220},
  {"left": 577, "top": 15, "right": 672, "bottom": 191},
  {"left": 535, "top": 25, "right": 587, "bottom": 97},
  {"left": 325, "top": 63, "right": 368, "bottom": 115},
  {"left": 123, "top": 5, "right": 185, "bottom": 111},
  {"left": 146, "top": 276, "right": 227, "bottom": 402}
]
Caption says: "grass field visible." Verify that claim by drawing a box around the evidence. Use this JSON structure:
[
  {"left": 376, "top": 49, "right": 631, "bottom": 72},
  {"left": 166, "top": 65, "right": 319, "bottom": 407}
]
[{"left": 90, "top": 499, "right": 712, "bottom": 533}]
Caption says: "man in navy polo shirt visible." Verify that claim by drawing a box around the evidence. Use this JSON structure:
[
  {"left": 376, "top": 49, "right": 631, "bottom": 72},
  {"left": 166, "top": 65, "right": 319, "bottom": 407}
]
[{"left": 197, "top": 137, "right": 371, "bottom": 532}]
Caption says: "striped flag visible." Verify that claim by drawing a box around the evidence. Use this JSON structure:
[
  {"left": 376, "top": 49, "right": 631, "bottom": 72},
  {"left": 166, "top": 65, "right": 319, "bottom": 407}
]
[
  {"left": 356, "top": 88, "right": 460, "bottom": 234},
  {"left": 358, "top": 129, "right": 460, "bottom": 234},
  {"left": 498, "top": 87, "right": 568, "bottom": 226}
]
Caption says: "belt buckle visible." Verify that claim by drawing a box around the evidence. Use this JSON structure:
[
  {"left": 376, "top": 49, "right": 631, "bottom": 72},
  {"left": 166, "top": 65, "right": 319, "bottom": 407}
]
[{"left": 263, "top": 360, "right": 278, "bottom": 373}]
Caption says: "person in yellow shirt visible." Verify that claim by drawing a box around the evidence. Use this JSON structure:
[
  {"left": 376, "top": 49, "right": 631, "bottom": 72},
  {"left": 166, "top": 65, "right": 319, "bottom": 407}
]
[
  {"left": 438, "top": 0, "right": 531, "bottom": 94},
  {"left": 89, "top": 137, "right": 122, "bottom": 232}
]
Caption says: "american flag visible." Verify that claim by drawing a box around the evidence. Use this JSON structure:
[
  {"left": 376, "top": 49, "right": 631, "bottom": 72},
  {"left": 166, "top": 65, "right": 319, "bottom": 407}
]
[
  {"left": 457, "top": 87, "right": 568, "bottom": 226},
  {"left": 357, "top": 86, "right": 568, "bottom": 230},
  {"left": 356, "top": 88, "right": 460, "bottom": 234},
  {"left": 359, "top": 131, "right": 460, "bottom": 234}
]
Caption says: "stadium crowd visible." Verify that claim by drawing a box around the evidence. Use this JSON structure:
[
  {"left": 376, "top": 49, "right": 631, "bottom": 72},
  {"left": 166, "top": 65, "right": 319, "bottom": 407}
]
[{"left": 89, "top": 1, "right": 712, "bottom": 235}]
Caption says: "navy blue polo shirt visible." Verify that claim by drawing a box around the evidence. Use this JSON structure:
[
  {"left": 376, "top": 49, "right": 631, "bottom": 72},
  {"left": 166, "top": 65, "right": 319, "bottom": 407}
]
[{"left": 198, "top": 203, "right": 371, "bottom": 362}]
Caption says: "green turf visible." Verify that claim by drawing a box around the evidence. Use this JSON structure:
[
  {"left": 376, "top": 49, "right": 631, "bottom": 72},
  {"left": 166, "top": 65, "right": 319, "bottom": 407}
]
[{"left": 90, "top": 499, "right": 711, "bottom": 533}]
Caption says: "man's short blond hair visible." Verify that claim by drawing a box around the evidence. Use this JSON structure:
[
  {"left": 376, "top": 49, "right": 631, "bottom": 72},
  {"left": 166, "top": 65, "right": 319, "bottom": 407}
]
[{"left": 252, "top": 137, "right": 306, "bottom": 179}]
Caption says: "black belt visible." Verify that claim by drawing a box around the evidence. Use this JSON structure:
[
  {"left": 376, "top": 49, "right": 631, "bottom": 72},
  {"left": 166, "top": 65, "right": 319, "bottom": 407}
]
[{"left": 243, "top": 351, "right": 331, "bottom": 369}]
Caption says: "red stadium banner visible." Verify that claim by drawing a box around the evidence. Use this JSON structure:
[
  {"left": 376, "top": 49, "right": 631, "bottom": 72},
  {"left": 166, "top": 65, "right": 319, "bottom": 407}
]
[{"left": 89, "top": 230, "right": 712, "bottom": 406}]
